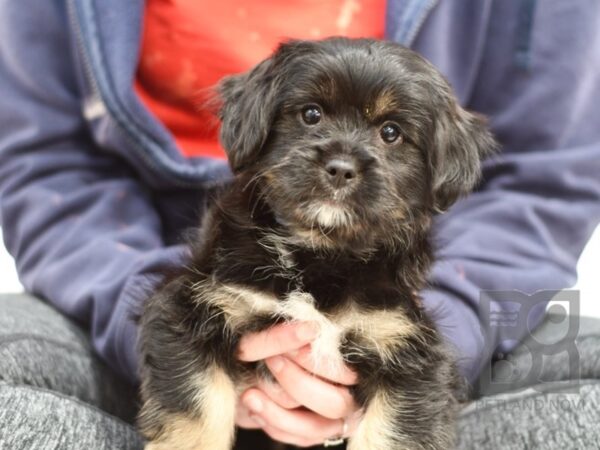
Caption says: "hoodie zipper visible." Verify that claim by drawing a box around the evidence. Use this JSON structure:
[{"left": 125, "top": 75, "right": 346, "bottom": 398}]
[{"left": 66, "top": 0, "right": 223, "bottom": 188}]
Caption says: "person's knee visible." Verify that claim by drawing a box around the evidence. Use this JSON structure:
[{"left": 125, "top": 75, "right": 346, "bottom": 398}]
[
  {"left": 0, "top": 382, "right": 144, "bottom": 450},
  {"left": 0, "top": 294, "right": 95, "bottom": 388},
  {"left": 0, "top": 294, "right": 139, "bottom": 423}
]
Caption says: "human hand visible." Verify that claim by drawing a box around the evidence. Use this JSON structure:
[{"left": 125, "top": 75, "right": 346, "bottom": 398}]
[{"left": 235, "top": 321, "right": 363, "bottom": 447}]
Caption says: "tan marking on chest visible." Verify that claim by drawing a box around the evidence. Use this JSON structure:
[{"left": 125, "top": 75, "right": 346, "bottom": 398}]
[{"left": 193, "top": 281, "right": 417, "bottom": 371}]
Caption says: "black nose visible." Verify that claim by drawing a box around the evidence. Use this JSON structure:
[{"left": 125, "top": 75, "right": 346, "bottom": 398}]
[{"left": 325, "top": 159, "right": 357, "bottom": 188}]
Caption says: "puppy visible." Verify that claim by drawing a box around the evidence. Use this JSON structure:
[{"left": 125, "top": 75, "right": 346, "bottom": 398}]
[{"left": 138, "top": 38, "right": 496, "bottom": 450}]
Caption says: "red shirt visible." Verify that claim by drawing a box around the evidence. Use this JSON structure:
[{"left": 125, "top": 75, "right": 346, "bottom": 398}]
[{"left": 136, "top": 0, "right": 386, "bottom": 158}]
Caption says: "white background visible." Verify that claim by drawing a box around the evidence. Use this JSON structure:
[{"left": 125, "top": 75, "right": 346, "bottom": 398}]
[{"left": 1, "top": 225, "right": 599, "bottom": 318}]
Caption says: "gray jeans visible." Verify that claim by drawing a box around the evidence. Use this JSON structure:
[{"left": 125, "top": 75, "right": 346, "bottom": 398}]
[{"left": 1, "top": 294, "right": 599, "bottom": 450}]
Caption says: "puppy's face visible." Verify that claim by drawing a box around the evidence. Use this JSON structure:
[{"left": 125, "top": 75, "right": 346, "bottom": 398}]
[{"left": 219, "top": 38, "right": 495, "bottom": 252}]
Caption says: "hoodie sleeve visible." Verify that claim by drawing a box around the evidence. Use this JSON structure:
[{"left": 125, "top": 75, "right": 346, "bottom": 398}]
[
  {"left": 0, "top": 1, "right": 188, "bottom": 383},
  {"left": 415, "top": 0, "right": 600, "bottom": 383}
]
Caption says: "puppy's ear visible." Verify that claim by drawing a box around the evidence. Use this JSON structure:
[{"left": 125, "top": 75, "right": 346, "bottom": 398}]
[
  {"left": 218, "top": 58, "right": 279, "bottom": 173},
  {"left": 431, "top": 103, "right": 497, "bottom": 212}
]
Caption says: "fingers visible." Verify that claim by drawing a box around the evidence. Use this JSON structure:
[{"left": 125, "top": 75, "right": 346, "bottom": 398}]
[
  {"left": 256, "top": 378, "right": 301, "bottom": 409},
  {"left": 262, "top": 408, "right": 363, "bottom": 448},
  {"left": 237, "top": 322, "right": 319, "bottom": 362},
  {"left": 237, "top": 324, "right": 358, "bottom": 385},
  {"left": 236, "top": 381, "right": 300, "bottom": 429},
  {"left": 266, "top": 355, "right": 358, "bottom": 419},
  {"left": 235, "top": 400, "right": 262, "bottom": 429},
  {"left": 285, "top": 344, "right": 358, "bottom": 386},
  {"left": 240, "top": 388, "right": 358, "bottom": 448}
]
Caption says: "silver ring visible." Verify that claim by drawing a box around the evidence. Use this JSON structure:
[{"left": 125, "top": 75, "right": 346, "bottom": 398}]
[{"left": 323, "top": 418, "right": 348, "bottom": 447}]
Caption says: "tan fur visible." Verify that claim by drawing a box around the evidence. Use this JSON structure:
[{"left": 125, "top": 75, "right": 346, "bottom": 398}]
[
  {"left": 191, "top": 280, "right": 279, "bottom": 330},
  {"left": 144, "top": 416, "right": 214, "bottom": 450},
  {"left": 145, "top": 367, "right": 237, "bottom": 450},
  {"left": 370, "top": 89, "right": 399, "bottom": 120},
  {"left": 334, "top": 303, "right": 418, "bottom": 363},
  {"left": 192, "top": 280, "right": 418, "bottom": 376},
  {"left": 348, "top": 390, "right": 406, "bottom": 450}
]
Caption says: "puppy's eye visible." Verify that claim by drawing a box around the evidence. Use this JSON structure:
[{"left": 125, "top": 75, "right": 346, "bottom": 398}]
[
  {"left": 301, "top": 105, "right": 322, "bottom": 125},
  {"left": 380, "top": 123, "right": 403, "bottom": 144}
]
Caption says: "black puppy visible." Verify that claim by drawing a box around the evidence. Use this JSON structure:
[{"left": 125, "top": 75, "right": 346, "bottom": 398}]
[{"left": 138, "top": 38, "right": 496, "bottom": 450}]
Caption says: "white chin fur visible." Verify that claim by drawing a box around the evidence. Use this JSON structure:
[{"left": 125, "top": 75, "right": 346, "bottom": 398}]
[{"left": 306, "top": 203, "right": 354, "bottom": 228}]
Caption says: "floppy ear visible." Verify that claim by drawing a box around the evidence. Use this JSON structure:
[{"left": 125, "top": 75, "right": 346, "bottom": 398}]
[
  {"left": 431, "top": 104, "right": 497, "bottom": 212},
  {"left": 218, "top": 58, "right": 279, "bottom": 173}
]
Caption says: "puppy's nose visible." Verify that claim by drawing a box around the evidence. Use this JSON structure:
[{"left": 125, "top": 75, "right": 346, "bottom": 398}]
[{"left": 325, "top": 159, "right": 357, "bottom": 188}]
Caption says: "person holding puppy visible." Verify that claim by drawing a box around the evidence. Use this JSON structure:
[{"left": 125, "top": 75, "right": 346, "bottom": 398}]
[{"left": 1, "top": 1, "right": 600, "bottom": 449}]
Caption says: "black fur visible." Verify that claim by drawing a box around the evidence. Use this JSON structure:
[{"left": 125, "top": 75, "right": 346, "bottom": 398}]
[{"left": 138, "top": 38, "right": 496, "bottom": 450}]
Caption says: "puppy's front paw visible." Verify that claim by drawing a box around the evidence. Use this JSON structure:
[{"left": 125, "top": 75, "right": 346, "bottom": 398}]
[
  {"left": 140, "top": 367, "right": 238, "bottom": 450},
  {"left": 143, "top": 412, "right": 236, "bottom": 450},
  {"left": 347, "top": 389, "right": 456, "bottom": 450}
]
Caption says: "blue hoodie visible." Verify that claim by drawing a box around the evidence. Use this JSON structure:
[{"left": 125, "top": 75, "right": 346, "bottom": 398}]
[{"left": 1, "top": 0, "right": 599, "bottom": 386}]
